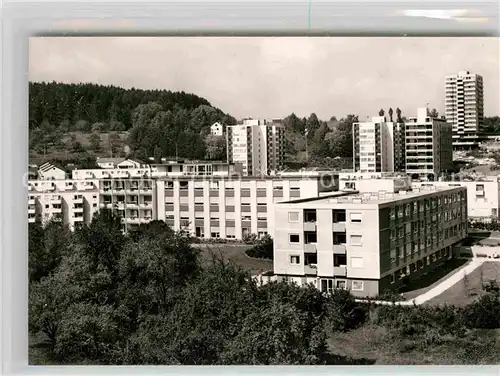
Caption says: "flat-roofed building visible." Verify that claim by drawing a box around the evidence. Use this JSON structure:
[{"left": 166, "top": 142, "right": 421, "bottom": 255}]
[
  {"left": 155, "top": 172, "right": 337, "bottom": 240},
  {"left": 272, "top": 184, "right": 467, "bottom": 297},
  {"left": 72, "top": 160, "right": 242, "bottom": 180},
  {"left": 413, "top": 177, "right": 500, "bottom": 223},
  {"left": 28, "top": 179, "right": 100, "bottom": 230},
  {"left": 226, "top": 118, "right": 285, "bottom": 176},
  {"left": 98, "top": 178, "right": 157, "bottom": 232},
  {"left": 405, "top": 108, "right": 453, "bottom": 181},
  {"left": 353, "top": 116, "right": 405, "bottom": 173}
]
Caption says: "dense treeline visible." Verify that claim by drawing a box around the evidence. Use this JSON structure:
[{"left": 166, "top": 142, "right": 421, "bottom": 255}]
[
  {"left": 29, "top": 82, "right": 234, "bottom": 162},
  {"left": 29, "top": 211, "right": 500, "bottom": 365},
  {"left": 29, "top": 81, "right": 236, "bottom": 131},
  {"left": 482, "top": 117, "right": 500, "bottom": 134}
]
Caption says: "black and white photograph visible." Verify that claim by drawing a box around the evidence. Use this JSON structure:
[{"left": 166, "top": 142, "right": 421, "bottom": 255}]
[{"left": 27, "top": 36, "right": 500, "bottom": 365}]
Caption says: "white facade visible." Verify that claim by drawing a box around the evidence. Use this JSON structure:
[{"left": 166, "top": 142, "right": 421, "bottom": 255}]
[
  {"left": 28, "top": 179, "right": 100, "bottom": 230},
  {"left": 226, "top": 119, "right": 285, "bottom": 176},
  {"left": 156, "top": 175, "right": 336, "bottom": 240},
  {"left": 96, "top": 158, "right": 143, "bottom": 169},
  {"left": 445, "top": 70, "right": 484, "bottom": 145},
  {"left": 210, "top": 122, "right": 224, "bottom": 136},
  {"left": 72, "top": 161, "right": 242, "bottom": 180},
  {"left": 413, "top": 179, "right": 500, "bottom": 222},
  {"left": 37, "top": 162, "right": 67, "bottom": 180},
  {"left": 273, "top": 185, "right": 467, "bottom": 297},
  {"left": 353, "top": 116, "right": 405, "bottom": 173},
  {"left": 405, "top": 108, "right": 453, "bottom": 180}
]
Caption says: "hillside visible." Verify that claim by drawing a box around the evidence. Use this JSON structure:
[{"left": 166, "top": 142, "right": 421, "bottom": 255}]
[{"left": 29, "top": 82, "right": 235, "bottom": 164}]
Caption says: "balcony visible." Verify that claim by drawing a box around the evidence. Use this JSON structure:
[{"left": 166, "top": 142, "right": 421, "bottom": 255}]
[
  {"left": 304, "top": 265, "right": 318, "bottom": 275},
  {"left": 73, "top": 216, "right": 84, "bottom": 222},
  {"left": 126, "top": 202, "right": 139, "bottom": 208},
  {"left": 304, "top": 243, "right": 317, "bottom": 253},
  {"left": 50, "top": 197, "right": 62, "bottom": 203},
  {"left": 303, "top": 221, "right": 317, "bottom": 232},
  {"left": 28, "top": 198, "right": 36, "bottom": 205},
  {"left": 332, "top": 222, "right": 346, "bottom": 232},
  {"left": 51, "top": 207, "right": 62, "bottom": 214},
  {"left": 333, "top": 266, "right": 347, "bottom": 276},
  {"left": 73, "top": 206, "right": 84, "bottom": 213},
  {"left": 28, "top": 207, "right": 36, "bottom": 215},
  {"left": 332, "top": 244, "right": 347, "bottom": 254},
  {"left": 73, "top": 197, "right": 84, "bottom": 204},
  {"left": 125, "top": 217, "right": 141, "bottom": 224}
]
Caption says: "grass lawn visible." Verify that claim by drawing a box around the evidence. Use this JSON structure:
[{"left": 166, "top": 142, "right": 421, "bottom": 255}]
[
  {"left": 327, "top": 324, "right": 500, "bottom": 365},
  {"left": 194, "top": 244, "right": 273, "bottom": 275},
  {"left": 401, "top": 258, "right": 470, "bottom": 301},
  {"left": 425, "top": 261, "right": 500, "bottom": 307}
]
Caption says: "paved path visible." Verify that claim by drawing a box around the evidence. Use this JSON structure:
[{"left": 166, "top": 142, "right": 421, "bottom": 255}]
[{"left": 356, "top": 258, "right": 486, "bottom": 306}]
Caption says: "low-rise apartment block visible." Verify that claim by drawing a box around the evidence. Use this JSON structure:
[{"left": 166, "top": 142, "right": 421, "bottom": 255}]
[
  {"left": 272, "top": 184, "right": 467, "bottom": 297},
  {"left": 28, "top": 179, "right": 100, "bottom": 230},
  {"left": 413, "top": 177, "right": 500, "bottom": 223},
  {"left": 99, "top": 178, "right": 157, "bottom": 232},
  {"left": 29, "top": 161, "right": 338, "bottom": 238},
  {"left": 156, "top": 171, "right": 337, "bottom": 240}
]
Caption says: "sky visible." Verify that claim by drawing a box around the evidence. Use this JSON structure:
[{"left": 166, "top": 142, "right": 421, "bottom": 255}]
[{"left": 29, "top": 37, "right": 499, "bottom": 121}]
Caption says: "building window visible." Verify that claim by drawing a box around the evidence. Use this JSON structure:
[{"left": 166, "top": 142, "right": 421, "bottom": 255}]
[
  {"left": 336, "top": 280, "right": 347, "bottom": 289},
  {"left": 288, "top": 212, "right": 299, "bottom": 222},
  {"left": 350, "top": 235, "right": 362, "bottom": 246},
  {"left": 350, "top": 213, "right": 362, "bottom": 223},
  {"left": 290, "top": 255, "right": 300, "bottom": 264},
  {"left": 320, "top": 279, "right": 334, "bottom": 294},
  {"left": 351, "top": 257, "right": 364, "bottom": 268},
  {"left": 352, "top": 281, "right": 364, "bottom": 291},
  {"left": 289, "top": 234, "right": 300, "bottom": 243}
]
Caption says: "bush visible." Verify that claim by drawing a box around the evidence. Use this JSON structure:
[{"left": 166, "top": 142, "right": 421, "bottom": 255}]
[
  {"left": 462, "top": 295, "right": 500, "bottom": 329},
  {"left": 242, "top": 233, "right": 258, "bottom": 245},
  {"left": 245, "top": 235, "right": 273, "bottom": 260},
  {"left": 324, "top": 288, "right": 367, "bottom": 333},
  {"left": 482, "top": 279, "right": 500, "bottom": 295}
]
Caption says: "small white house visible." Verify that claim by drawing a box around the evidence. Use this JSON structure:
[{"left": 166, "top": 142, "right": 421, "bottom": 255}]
[
  {"left": 37, "top": 162, "right": 67, "bottom": 180},
  {"left": 210, "top": 122, "right": 224, "bottom": 136}
]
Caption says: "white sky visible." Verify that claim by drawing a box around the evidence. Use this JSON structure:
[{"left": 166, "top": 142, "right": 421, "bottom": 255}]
[{"left": 29, "top": 37, "right": 500, "bottom": 121}]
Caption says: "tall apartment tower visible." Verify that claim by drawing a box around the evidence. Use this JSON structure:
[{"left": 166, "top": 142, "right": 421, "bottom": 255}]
[
  {"left": 405, "top": 107, "right": 453, "bottom": 181},
  {"left": 445, "top": 70, "right": 484, "bottom": 149},
  {"left": 353, "top": 116, "right": 405, "bottom": 173},
  {"left": 226, "top": 119, "right": 285, "bottom": 176}
]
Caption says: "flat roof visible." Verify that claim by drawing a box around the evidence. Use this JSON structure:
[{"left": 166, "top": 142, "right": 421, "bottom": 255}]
[{"left": 277, "top": 186, "right": 465, "bottom": 206}]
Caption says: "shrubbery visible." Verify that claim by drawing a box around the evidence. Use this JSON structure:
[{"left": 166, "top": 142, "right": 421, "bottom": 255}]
[{"left": 245, "top": 235, "right": 273, "bottom": 260}]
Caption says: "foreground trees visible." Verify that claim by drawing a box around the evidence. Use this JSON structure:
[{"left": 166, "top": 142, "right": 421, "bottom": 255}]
[{"left": 29, "top": 210, "right": 500, "bottom": 365}]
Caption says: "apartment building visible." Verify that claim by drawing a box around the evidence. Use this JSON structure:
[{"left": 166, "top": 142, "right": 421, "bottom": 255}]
[
  {"left": 405, "top": 108, "right": 454, "bottom": 181},
  {"left": 72, "top": 160, "right": 242, "bottom": 180},
  {"left": 413, "top": 177, "right": 500, "bottom": 223},
  {"left": 445, "top": 70, "right": 484, "bottom": 149},
  {"left": 272, "top": 184, "right": 467, "bottom": 297},
  {"left": 28, "top": 179, "right": 100, "bottom": 230},
  {"left": 226, "top": 118, "right": 285, "bottom": 176},
  {"left": 155, "top": 172, "right": 337, "bottom": 240},
  {"left": 353, "top": 116, "right": 405, "bottom": 173},
  {"left": 99, "top": 178, "right": 157, "bottom": 232}
]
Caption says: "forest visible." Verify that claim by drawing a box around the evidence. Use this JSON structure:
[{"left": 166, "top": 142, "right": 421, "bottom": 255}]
[{"left": 29, "top": 211, "right": 500, "bottom": 365}]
